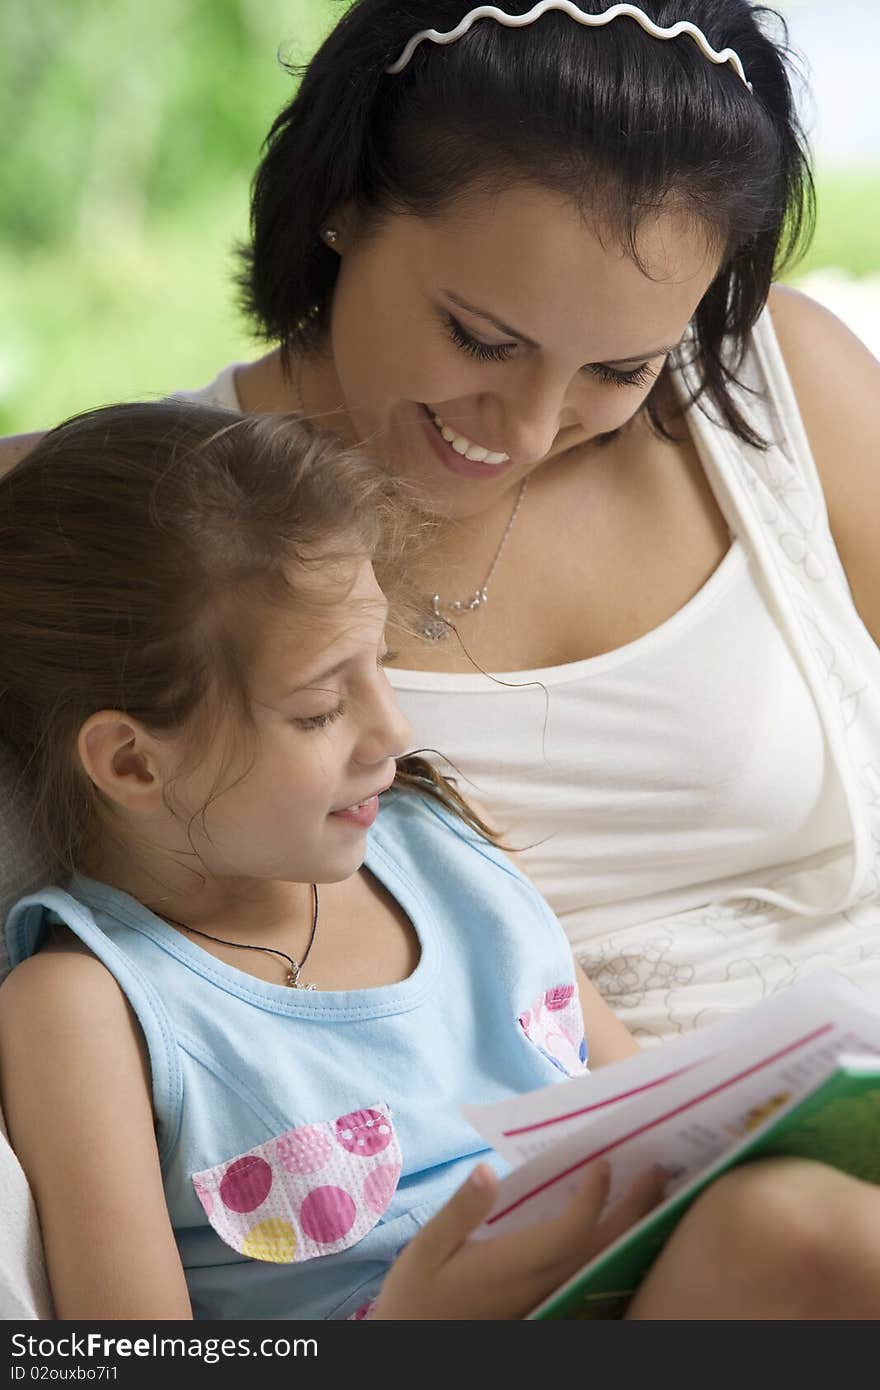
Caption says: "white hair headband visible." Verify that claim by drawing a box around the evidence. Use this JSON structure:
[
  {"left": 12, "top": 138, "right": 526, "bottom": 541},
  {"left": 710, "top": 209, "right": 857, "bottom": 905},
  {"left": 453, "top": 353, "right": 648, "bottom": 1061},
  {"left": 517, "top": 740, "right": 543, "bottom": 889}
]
[{"left": 386, "top": 2, "right": 753, "bottom": 91}]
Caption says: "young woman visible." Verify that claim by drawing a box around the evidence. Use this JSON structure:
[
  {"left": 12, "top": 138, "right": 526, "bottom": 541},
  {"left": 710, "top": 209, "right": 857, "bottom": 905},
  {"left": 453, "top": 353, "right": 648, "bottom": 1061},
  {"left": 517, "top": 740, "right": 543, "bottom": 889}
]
[
  {"left": 3, "top": 2, "right": 880, "bottom": 1042},
  {"left": 3, "top": 400, "right": 880, "bottom": 1322}
]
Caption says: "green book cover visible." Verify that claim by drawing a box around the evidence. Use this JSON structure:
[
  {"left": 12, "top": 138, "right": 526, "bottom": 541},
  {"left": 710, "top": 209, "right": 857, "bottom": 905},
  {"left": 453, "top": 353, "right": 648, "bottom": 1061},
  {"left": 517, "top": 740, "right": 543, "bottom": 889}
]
[{"left": 528, "top": 1058, "right": 880, "bottom": 1320}]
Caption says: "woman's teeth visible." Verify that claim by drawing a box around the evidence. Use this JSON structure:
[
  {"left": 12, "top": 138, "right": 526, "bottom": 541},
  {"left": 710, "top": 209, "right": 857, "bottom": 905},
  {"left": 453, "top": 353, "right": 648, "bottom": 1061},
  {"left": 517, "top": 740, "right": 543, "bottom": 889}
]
[{"left": 429, "top": 410, "right": 509, "bottom": 465}]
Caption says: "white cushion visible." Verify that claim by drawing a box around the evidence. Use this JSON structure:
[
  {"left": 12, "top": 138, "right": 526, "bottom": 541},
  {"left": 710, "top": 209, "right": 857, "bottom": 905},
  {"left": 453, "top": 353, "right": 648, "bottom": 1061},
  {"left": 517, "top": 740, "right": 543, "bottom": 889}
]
[{"left": 0, "top": 740, "right": 55, "bottom": 1316}]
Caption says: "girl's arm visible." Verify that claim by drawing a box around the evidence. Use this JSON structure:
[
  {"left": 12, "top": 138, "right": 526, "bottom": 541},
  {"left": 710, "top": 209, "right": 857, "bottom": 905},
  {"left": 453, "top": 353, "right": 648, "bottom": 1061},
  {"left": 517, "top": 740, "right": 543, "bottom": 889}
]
[
  {"left": 0, "top": 950, "right": 192, "bottom": 1319},
  {"left": 575, "top": 962, "right": 640, "bottom": 1066},
  {"left": 768, "top": 284, "right": 880, "bottom": 644}
]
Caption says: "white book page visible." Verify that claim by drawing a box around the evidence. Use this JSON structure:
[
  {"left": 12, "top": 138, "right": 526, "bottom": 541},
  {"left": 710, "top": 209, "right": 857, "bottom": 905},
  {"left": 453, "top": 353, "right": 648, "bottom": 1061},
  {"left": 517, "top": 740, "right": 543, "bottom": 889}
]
[
  {"left": 465, "top": 970, "right": 869, "bottom": 1165},
  {"left": 467, "top": 972, "right": 880, "bottom": 1240},
  {"left": 527, "top": 1046, "right": 880, "bottom": 1320}
]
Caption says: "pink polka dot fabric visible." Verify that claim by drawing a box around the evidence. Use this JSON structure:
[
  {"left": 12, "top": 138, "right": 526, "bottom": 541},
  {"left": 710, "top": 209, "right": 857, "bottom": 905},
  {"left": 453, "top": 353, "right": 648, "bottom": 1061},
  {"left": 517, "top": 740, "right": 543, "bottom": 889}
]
[
  {"left": 348, "top": 1299, "right": 376, "bottom": 1320},
  {"left": 518, "top": 983, "right": 588, "bottom": 1076},
  {"left": 192, "top": 1104, "right": 401, "bottom": 1264}
]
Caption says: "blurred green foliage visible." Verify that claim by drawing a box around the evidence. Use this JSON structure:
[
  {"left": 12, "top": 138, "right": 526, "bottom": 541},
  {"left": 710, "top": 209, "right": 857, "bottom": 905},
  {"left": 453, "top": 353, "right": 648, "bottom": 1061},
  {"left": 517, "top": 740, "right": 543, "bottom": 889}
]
[
  {"left": 1, "top": 0, "right": 877, "bottom": 433},
  {"left": 0, "top": 0, "right": 340, "bottom": 247}
]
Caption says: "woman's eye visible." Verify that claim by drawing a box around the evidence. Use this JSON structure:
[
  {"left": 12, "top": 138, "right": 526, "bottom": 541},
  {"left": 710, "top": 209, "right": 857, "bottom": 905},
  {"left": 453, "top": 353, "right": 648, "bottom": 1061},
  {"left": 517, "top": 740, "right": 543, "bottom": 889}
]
[
  {"left": 378, "top": 649, "right": 398, "bottom": 668},
  {"left": 588, "top": 361, "right": 659, "bottom": 389},
  {"left": 443, "top": 312, "right": 516, "bottom": 364},
  {"left": 294, "top": 703, "right": 345, "bottom": 731}
]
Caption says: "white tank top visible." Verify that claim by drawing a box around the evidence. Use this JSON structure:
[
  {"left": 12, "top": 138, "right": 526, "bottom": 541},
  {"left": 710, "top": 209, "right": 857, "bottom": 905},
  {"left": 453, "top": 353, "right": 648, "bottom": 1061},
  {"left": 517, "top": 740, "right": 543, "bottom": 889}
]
[
  {"left": 389, "top": 539, "right": 849, "bottom": 947},
  {"left": 174, "top": 307, "right": 880, "bottom": 1040}
]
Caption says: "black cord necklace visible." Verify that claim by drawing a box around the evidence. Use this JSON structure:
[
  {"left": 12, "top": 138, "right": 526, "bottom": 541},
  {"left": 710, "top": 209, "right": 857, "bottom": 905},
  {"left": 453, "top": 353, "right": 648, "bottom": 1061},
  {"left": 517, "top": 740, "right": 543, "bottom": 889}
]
[{"left": 163, "top": 884, "right": 319, "bottom": 991}]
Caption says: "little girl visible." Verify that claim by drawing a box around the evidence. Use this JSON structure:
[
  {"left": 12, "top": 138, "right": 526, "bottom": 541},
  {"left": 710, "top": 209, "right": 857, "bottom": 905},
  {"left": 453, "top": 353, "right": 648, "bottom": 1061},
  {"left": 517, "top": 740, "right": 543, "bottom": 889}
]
[{"left": 2, "top": 401, "right": 880, "bottom": 1322}]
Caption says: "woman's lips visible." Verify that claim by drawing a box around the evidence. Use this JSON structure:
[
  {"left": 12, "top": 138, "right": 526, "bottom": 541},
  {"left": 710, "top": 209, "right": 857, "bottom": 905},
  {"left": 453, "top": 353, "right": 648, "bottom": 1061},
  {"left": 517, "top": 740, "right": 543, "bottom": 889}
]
[{"left": 419, "top": 404, "right": 515, "bottom": 480}]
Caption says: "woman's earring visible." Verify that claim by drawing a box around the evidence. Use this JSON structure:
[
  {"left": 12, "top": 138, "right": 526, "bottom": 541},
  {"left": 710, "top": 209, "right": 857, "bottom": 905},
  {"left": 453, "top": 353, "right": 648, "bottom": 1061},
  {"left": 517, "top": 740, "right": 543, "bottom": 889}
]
[{"left": 322, "top": 227, "right": 340, "bottom": 246}]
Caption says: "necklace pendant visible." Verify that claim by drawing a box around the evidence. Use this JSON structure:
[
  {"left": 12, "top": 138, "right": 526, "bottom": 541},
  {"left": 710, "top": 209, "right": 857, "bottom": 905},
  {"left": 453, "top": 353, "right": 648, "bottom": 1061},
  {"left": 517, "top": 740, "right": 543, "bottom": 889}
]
[
  {"left": 422, "top": 617, "right": 452, "bottom": 642},
  {"left": 421, "top": 594, "right": 452, "bottom": 642},
  {"left": 284, "top": 967, "right": 315, "bottom": 989}
]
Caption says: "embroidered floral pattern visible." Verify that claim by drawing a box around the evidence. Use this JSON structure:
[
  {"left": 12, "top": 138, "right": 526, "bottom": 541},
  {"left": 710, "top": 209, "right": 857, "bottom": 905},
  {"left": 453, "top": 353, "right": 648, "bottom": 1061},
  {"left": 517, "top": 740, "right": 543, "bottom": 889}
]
[{"left": 518, "top": 983, "right": 587, "bottom": 1075}]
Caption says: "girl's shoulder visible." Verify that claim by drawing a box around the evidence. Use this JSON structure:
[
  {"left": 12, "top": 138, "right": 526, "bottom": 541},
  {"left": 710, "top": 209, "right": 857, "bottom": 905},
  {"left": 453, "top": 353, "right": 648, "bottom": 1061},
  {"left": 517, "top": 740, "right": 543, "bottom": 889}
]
[
  {"left": 373, "top": 788, "right": 553, "bottom": 918},
  {"left": 0, "top": 937, "right": 140, "bottom": 1070},
  {"left": 376, "top": 786, "right": 514, "bottom": 865}
]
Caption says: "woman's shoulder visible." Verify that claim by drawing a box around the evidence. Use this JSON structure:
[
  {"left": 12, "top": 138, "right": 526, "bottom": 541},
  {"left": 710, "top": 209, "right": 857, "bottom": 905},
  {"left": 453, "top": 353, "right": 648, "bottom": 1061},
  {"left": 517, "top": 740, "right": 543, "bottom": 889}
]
[
  {"left": 170, "top": 362, "right": 245, "bottom": 411},
  {"left": 0, "top": 431, "right": 44, "bottom": 477},
  {"left": 767, "top": 283, "right": 880, "bottom": 641},
  {"left": 766, "top": 282, "right": 880, "bottom": 449}
]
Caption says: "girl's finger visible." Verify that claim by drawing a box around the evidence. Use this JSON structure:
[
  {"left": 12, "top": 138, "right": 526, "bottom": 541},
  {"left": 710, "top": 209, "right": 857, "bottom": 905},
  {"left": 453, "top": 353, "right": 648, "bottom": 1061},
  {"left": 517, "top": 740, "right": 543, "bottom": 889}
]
[
  {"left": 507, "top": 1160, "right": 613, "bottom": 1271},
  {"left": 401, "top": 1162, "right": 499, "bottom": 1269},
  {"left": 591, "top": 1165, "right": 669, "bottom": 1254}
]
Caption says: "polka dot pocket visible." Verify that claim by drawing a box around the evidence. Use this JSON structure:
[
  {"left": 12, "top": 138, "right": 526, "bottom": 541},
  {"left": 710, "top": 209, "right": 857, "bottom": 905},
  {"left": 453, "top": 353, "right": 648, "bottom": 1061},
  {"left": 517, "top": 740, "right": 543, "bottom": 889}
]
[
  {"left": 191, "top": 1104, "right": 402, "bottom": 1264},
  {"left": 518, "top": 983, "right": 588, "bottom": 1077}
]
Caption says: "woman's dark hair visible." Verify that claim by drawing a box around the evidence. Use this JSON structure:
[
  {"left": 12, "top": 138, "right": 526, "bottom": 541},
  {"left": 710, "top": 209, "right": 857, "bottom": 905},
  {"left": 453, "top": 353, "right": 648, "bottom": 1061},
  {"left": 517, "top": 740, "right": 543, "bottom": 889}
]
[
  {"left": 0, "top": 401, "right": 498, "bottom": 873},
  {"left": 240, "top": 0, "right": 814, "bottom": 446}
]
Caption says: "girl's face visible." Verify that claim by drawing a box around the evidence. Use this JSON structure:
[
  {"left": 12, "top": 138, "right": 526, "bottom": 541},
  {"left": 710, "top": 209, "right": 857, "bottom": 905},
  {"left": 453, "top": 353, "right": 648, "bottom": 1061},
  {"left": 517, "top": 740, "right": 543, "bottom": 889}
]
[
  {"left": 327, "top": 182, "right": 721, "bottom": 519},
  {"left": 161, "top": 559, "right": 412, "bottom": 886}
]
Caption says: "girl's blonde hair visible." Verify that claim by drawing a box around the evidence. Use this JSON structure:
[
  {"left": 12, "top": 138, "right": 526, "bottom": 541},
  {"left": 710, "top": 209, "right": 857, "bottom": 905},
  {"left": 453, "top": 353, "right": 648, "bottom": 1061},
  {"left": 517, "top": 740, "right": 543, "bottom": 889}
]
[{"left": 0, "top": 400, "right": 497, "bottom": 873}]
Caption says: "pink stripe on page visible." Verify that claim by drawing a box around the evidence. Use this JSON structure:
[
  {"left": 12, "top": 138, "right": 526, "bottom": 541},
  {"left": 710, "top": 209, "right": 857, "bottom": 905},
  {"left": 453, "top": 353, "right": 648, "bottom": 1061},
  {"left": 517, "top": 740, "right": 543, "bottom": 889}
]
[
  {"left": 486, "top": 1023, "right": 833, "bottom": 1226},
  {"left": 502, "top": 1063, "right": 697, "bottom": 1137}
]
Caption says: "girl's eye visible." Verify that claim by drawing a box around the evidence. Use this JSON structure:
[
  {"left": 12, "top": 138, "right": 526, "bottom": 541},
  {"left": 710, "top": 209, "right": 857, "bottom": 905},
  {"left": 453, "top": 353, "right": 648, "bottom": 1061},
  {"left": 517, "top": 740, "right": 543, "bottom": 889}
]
[
  {"left": 587, "top": 361, "right": 659, "bottom": 389},
  {"left": 378, "top": 649, "right": 398, "bottom": 667},
  {"left": 294, "top": 703, "right": 346, "bottom": 731},
  {"left": 443, "top": 312, "right": 516, "bottom": 364}
]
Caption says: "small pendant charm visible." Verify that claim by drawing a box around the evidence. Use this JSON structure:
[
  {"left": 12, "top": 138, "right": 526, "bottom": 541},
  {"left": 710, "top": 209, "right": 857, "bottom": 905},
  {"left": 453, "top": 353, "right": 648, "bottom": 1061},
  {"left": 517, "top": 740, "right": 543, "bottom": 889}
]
[
  {"left": 421, "top": 595, "right": 452, "bottom": 642},
  {"left": 286, "top": 966, "right": 316, "bottom": 990}
]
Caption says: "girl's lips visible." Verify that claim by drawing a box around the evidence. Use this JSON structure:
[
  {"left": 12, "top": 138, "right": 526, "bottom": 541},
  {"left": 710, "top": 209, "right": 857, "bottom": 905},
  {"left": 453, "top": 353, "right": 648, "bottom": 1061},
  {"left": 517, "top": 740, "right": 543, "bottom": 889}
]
[
  {"left": 419, "top": 404, "right": 515, "bottom": 481},
  {"left": 329, "top": 795, "right": 380, "bottom": 829}
]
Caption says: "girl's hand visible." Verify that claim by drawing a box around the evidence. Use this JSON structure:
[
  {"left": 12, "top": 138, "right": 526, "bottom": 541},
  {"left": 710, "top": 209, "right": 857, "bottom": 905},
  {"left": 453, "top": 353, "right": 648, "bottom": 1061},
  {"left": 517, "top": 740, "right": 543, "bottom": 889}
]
[{"left": 371, "top": 1160, "right": 666, "bottom": 1320}]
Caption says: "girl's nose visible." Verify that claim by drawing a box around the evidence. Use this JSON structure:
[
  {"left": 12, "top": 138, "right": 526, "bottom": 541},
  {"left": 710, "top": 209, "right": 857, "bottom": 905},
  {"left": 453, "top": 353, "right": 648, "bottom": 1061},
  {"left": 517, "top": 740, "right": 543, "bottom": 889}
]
[{"left": 355, "top": 678, "right": 412, "bottom": 767}]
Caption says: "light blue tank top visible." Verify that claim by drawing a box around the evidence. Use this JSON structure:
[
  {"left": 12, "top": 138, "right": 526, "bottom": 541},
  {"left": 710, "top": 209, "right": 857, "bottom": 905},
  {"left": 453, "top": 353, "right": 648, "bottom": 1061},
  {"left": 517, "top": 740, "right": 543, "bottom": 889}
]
[{"left": 5, "top": 792, "right": 587, "bottom": 1320}]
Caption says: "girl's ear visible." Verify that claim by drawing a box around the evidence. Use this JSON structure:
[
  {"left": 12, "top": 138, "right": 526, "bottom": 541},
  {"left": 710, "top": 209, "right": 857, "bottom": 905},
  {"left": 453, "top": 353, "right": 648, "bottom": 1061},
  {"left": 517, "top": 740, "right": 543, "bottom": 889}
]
[{"left": 77, "top": 712, "right": 168, "bottom": 813}]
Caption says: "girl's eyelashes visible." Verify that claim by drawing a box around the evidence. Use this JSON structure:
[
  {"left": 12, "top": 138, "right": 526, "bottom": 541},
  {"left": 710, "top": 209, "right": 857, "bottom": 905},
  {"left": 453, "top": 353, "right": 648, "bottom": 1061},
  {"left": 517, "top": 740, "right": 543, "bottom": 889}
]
[
  {"left": 442, "top": 309, "right": 661, "bottom": 388},
  {"left": 293, "top": 652, "right": 395, "bottom": 729},
  {"left": 294, "top": 703, "right": 346, "bottom": 731}
]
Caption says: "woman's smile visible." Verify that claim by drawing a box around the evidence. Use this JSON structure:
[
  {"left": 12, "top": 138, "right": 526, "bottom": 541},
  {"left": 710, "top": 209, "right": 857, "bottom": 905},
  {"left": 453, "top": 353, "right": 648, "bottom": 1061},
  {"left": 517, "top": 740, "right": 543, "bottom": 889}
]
[{"left": 419, "top": 402, "right": 516, "bottom": 481}]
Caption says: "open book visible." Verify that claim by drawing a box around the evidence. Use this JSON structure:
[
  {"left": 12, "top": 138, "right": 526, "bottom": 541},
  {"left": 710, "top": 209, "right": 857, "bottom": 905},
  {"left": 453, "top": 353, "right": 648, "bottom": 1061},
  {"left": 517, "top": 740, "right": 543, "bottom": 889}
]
[{"left": 463, "top": 972, "right": 880, "bottom": 1319}]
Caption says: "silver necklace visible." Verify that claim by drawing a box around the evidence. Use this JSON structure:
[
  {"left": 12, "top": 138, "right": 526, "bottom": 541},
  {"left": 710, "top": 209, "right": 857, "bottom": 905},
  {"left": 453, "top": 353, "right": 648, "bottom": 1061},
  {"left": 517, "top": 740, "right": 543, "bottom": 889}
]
[
  {"left": 421, "top": 478, "right": 528, "bottom": 642},
  {"left": 163, "top": 884, "right": 319, "bottom": 990}
]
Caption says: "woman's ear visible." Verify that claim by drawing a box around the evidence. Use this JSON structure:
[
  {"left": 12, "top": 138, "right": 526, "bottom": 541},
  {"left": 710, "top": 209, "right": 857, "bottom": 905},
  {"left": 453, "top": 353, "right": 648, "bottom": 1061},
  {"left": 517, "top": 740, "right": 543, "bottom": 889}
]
[
  {"left": 77, "top": 712, "right": 167, "bottom": 813},
  {"left": 321, "top": 200, "right": 359, "bottom": 252}
]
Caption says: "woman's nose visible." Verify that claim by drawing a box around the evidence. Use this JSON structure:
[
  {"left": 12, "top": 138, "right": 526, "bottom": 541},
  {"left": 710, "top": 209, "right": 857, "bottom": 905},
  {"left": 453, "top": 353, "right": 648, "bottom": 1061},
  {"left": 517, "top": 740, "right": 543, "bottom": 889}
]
[{"left": 493, "top": 369, "right": 572, "bottom": 463}]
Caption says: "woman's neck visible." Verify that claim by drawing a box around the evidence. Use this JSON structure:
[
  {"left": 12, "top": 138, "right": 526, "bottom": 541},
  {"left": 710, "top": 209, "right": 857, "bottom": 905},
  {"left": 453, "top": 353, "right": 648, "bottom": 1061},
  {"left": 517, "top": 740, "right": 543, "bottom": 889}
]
[{"left": 235, "top": 345, "right": 360, "bottom": 449}]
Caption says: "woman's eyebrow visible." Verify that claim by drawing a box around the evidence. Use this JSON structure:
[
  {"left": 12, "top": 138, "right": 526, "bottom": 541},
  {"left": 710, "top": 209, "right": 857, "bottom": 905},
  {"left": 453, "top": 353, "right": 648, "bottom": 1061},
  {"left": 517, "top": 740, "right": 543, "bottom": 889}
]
[
  {"left": 442, "top": 290, "right": 680, "bottom": 363},
  {"left": 443, "top": 290, "right": 542, "bottom": 347}
]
